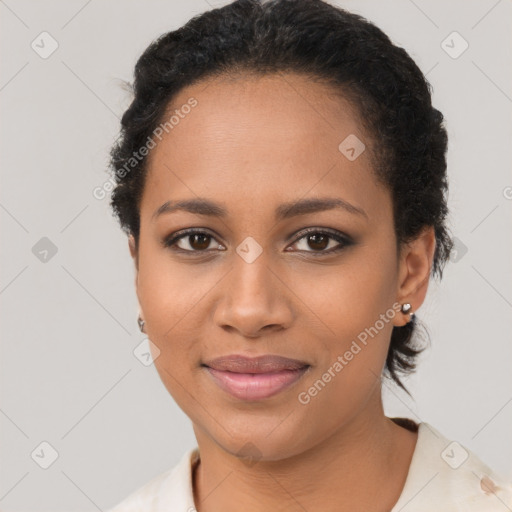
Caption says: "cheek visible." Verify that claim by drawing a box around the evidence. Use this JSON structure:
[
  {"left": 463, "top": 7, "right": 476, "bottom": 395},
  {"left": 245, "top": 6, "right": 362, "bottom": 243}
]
[
  {"left": 135, "top": 246, "right": 227, "bottom": 395},
  {"left": 137, "top": 251, "right": 206, "bottom": 410},
  {"left": 136, "top": 245, "right": 211, "bottom": 335},
  {"left": 291, "top": 247, "right": 398, "bottom": 345},
  {"left": 136, "top": 249, "right": 200, "bottom": 373},
  {"left": 290, "top": 246, "right": 398, "bottom": 392}
]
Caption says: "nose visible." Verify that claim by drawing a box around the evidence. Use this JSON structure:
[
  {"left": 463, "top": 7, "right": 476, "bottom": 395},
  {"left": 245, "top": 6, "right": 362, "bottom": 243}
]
[{"left": 213, "top": 252, "right": 293, "bottom": 339}]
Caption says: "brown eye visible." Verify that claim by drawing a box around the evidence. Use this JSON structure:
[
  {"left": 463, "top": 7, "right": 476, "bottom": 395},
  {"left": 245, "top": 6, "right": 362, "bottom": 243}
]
[
  {"left": 163, "top": 229, "right": 224, "bottom": 253},
  {"left": 304, "top": 233, "right": 329, "bottom": 251},
  {"left": 289, "top": 229, "right": 352, "bottom": 255},
  {"left": 182, "top": 233, "right": 212, "bottom": 251}
]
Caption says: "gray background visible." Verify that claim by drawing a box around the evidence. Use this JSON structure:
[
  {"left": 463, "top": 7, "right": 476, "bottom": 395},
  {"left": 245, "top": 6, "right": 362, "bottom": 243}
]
[{"left": 1, "top": 0, "right": 511, "bottom": 510}]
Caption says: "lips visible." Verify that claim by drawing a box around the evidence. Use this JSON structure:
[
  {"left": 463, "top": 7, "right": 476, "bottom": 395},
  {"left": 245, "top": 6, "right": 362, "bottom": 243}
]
[
  {"left": 202, "top": 354, "right": 309, "bottom": 373},
  {"left": 202, "top": 354, "right": 311, "bottom": 401}
]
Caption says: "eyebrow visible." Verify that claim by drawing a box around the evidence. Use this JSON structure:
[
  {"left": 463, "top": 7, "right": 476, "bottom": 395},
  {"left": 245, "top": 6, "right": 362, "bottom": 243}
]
[{"left": 152, "top": 196, "right": 368, "bottom": 222}]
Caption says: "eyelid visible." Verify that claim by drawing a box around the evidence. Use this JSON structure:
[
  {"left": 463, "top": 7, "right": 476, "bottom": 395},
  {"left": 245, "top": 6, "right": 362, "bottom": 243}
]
[{"left": 289, "top": 226, "right": 351, "bottom": 244}]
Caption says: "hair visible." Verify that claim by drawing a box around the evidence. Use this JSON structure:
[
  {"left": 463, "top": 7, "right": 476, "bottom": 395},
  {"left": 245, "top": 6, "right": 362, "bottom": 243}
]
[{"left": 108, "top": 0, "right": 454, "bottom": 396}]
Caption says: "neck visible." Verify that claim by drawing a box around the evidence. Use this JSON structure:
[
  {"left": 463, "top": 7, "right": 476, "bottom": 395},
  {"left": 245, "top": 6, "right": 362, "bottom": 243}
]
[{"left": 192, "top": 394, "right": 418, "bottom": 512}]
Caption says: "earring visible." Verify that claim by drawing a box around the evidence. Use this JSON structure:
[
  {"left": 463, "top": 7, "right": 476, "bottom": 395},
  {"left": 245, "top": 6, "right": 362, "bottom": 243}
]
[
  {"left": 137, "top": 315, "right": 146, "bottom": 333},
  {"left": 400, "top": 303, "right": 415, "bottom": 323}
]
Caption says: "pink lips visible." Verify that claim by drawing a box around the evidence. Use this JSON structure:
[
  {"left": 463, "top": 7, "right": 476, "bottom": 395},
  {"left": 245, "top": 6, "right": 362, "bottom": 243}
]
[{"left": 203, "top": 354, "right": 310, "bottom": 401}]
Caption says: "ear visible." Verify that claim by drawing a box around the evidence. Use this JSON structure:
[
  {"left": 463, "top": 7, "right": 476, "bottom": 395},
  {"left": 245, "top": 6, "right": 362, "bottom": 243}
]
[
  {"left": 129, "top": 235, "right": 145, "bottom": 329},
  {"left": 393, "top": 226, "right": 436, "bottom": 327},
  {"left": 128, "top": 234, "right": 139, "bottom": 285}
]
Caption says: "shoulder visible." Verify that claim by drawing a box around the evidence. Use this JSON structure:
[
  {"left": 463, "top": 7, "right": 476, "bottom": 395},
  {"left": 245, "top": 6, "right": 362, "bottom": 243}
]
[
  {"left": 392, "top": 421, "right": 512, "bottom": 512},
  {"left": 105, "top": 447, "right": 199, "bottom": 512}
]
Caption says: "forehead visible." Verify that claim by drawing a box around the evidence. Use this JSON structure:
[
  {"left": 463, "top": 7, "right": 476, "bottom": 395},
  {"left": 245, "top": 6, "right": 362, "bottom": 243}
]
[{"left": 142, "top": 73, "right": 390, "bottom": 223}]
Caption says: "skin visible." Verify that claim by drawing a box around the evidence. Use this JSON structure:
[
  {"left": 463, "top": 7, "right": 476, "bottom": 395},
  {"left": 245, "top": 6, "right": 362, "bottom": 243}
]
[{"left": 128, "top": 72, "right": 436, "bottom": 512}]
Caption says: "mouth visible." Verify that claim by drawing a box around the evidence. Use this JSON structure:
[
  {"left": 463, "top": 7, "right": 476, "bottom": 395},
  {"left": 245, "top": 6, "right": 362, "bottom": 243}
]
[
  {"left": 201, "top": 355, "right": 311, "bottom": 401},
  {"left": 202, "top": 353, "right": 310, "bottom": 373}
]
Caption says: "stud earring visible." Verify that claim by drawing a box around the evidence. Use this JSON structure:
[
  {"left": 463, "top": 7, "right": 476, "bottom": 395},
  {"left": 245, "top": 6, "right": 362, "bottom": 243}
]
[
  {"left": 137, "top": 315, "right": 146, "bottom": 333},
  {"left": 400, "top": 303, "right": 415, "bottom": 323}
]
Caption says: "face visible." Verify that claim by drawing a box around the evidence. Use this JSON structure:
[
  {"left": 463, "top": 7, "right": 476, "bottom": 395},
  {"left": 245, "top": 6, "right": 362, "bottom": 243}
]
[{"left": 129, "top": 73, "right": 433, "bottom": 461}]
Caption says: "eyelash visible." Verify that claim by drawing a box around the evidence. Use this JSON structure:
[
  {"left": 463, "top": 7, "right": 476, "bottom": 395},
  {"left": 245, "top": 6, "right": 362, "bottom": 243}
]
[{"left": 162, "top": 227, "right": 353, "bottom": 257}]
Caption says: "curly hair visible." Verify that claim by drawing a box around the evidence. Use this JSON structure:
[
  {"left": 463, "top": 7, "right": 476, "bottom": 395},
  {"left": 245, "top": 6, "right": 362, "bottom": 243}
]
[{"left": 108, "top": 0, "right": 454, "bottom": 396}]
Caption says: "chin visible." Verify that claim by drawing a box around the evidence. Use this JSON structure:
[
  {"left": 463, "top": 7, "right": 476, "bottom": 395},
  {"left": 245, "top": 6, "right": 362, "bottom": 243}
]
[{"left": 210, "top": 423, "right": 308, "bottom": 463}]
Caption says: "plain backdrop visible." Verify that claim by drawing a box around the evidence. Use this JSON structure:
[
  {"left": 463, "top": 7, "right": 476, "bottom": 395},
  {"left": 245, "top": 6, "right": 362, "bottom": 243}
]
[{"left": 1, "top": 0, "right": 511, "bottom": 510}]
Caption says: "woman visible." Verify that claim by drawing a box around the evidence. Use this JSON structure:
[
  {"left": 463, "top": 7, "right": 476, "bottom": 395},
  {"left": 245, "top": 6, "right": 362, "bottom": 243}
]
[{"left": 105, "top": 0, "right": 512, "bottom": 510}]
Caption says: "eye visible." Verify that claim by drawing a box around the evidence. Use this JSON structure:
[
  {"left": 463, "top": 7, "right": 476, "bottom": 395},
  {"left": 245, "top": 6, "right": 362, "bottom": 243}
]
[
  {"left": 287, "top": 228, "right": 352, "bottom": 255},
  {"left": 163, "top": 228, "right": 224, "bottom": 253}
]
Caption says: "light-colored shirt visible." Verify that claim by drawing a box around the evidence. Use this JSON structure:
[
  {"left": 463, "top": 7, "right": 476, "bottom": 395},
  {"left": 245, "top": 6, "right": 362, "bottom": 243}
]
[{"left": 106, "top": 419, "right": 512, "bottom": 511}]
